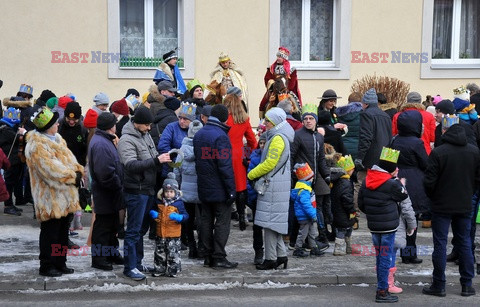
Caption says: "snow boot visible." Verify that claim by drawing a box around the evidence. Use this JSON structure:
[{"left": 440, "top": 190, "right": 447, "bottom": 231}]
[
  {"left": 345, "top": 236, "right": 352, "bottom": 254},
  {"left": 333, "top": 238, "right": 346, "bottom": 256},
  {"left": 388, "top": 267, "right": 403, "bottom": 294}
]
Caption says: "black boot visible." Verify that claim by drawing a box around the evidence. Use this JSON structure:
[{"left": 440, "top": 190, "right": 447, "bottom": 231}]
[
  {"left": 254, "top": 249, "right": 264, "bottom": 265},
  {"left": 477, "top": 264, "right": 480, "bottom": 275},
  {"left": 236, "top": 190, "right": 247, "bottom": 231},
  {"left": 446, "top": 250, "right": 458, "bottom": 262},
  {"left": 375, "top": 289, "right": 398, "bottom": 303},
  {"left": 317, "top": 228, "right": 329, "bottom": 244},
  {"left": 256, "top": 259, "right": 277, "bottom": 270},
  {"left": 188, "top": 243, "right": 198, "bottom": 259},
  {"left": 461, "top": 285, "right": 476, "bottom": 297},
  {"left": 276, "top": 256, "right": 288, "bottom": 269}
]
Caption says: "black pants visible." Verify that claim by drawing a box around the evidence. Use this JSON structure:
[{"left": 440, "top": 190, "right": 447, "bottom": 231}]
[
  {"left": 4, "top": 163, "right": 25, "bottom": 207},
  {"left": 200, "top": 202, "right": 231, "bottom": 259},
  {"left": 91, "top": 213, "right": 120, "bottom": 263},
  {"left": 39, "top": 214, "right": 71, "bottom": 272},
  {"left": 183, "top": 202, "right": 197, "bottom": 248},
  {"left": 401, "top": 216, "right": 419, "bottom": 260},
  {"left": 250, "top": 201, "right": 263, "bottom": 251}
]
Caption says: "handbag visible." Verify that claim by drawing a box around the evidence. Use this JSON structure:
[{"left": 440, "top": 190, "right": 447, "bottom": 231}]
[
  {"left": 78, "top": 180, "right": 91, "bottom": 210},
  {"left": 254, "top": 156, "right": 289, "bottom": 196}
]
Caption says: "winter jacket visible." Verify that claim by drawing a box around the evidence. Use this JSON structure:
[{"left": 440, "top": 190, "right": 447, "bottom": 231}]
[
  {"left": 25, "top": 131, "right": 84, "bottom": 221},
  {"left": 378, "top": 102, "right": 398, "bottom": 120},
  {"left": 291, "top": 126, "right": 330, "bottom": 194},
  {"left": 357, "top": 103, "right": 392, "bottom": 169},
  {"left": 154, "top": 197, "right": 188, "bottom": 238},
  {"left": 226, "top": 114, "right": 257, "bottom": 192},
  {"left": 358, "top": 166, "right": 408, "bottom": 233},
  {"left": 248, "top": 120, "right": 294, "bottom": 234},
  {"left": 58, "top": 119, "right": 88, "bottom": 166},
  {"left": 392, "top": 103, "right": 436, "bottom": 155},
  {"left": 394, "top": 196, "right": 417, "bottom": 249},
  {"left": 291, "top": 180, "right": 317, "bottom": 222},
  {"left": 247, "top": 148, "right": 262, "bottom": 205},
  {"left": 176, "top": 137, "right": 200, "bottom": 204},
  {"left": 392, "top": 110, "right": 430, "bottom": 215},
  {"left": 435, "top": 119, "right": 476, "bottom": 148},
  {"left": 158, "top": 121, "right": 188, "bottom": 178},
  {"left": 0, "top": 147, "right": 10, "bottom": 202},
  {"left": 150, "top": 108, "right": 178, "bottom": 148},
  {"left": 424, "top": 124, "right": 480, "bottom": 215},
  {"left": 193, "top": 118, "right": 236, "bottom": 203},
  {"left": 117, "top": 120, "right": 162, "bottom": 196},
  {"left": 0, "top": 121, "right": 21, "bottom": 166},
  {"left": 88, "top": 130, "right": 124, "bottom": 215},
  {"left": 147, "top": 84, "right": 166, "bottom": 118},
  {"left": 331, "top": 173, "right": 356, "bottom": 228},
  {"left": 336, "top": 102, "right": 362, "bottom": 160}
]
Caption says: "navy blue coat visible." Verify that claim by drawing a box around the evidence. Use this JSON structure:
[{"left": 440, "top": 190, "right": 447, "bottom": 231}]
[
  {"left": 193, "top": 119, "right": 236, "bottom": 203},
  {"left": 88, "top": 130, "right": 124, "bottom": 214}
]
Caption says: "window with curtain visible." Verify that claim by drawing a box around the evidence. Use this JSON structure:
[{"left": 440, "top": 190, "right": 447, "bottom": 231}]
[
  {"left": 120, "top": 0, "right": 179, "bottom": 66},
  {"left": 432, "top": 0, "right": 479, "bottom": 62},
  {"left": 280, "top": 0, "right": 334, "bottom": 64}
]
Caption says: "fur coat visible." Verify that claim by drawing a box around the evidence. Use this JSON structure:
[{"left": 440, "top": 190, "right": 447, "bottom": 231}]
[{"left": 25, "top": 130, "right": 84, "bottom": 221}]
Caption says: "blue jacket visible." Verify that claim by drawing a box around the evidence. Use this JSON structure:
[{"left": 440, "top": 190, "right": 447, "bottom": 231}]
[
  {"left": 336, "top": 102, "right": 362, "bottom": 160},
  {"left": 291, "top": 180, "right": 317, "bottom": 222},
  {"left": 247, "top": 148, "right": 262, "bottom": 205},
  {"left": 158, "top": 121, "right": 188, "bottom": 178},
  {"left": 88, "top": 130, "right": 124, "bottom": 214},
  {"left": 193, "top": 118, "right": 236, "bottom": 203},
  {"left": 176, "top": 137, "right": 200, "bottom": 204}
]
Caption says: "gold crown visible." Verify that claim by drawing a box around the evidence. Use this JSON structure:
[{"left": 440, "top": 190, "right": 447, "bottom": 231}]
[
  {"left": 380, "top": 147, "right": 400, "bottom": 164},
  {"left": 219, "top": 52, "right": 230, "bottom": 62},
  {"left": 337, "top": 155, "right": 355, "bottom": 171}
]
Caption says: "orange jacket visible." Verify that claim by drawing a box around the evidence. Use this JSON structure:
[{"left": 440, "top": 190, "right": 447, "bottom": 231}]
[{"left": 154, "top": 199, "right": 186, "bottom": 238}]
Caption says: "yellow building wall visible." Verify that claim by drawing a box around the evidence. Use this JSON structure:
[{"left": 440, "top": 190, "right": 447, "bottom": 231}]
[{"left": 0, "top": 0, "right": 478, "bottom": 127}]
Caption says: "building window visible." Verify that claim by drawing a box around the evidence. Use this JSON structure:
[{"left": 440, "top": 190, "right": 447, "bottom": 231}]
[
  {"left": 280, "top": 0, "right": 334, "bottom": 65},
  {"left": 269, "top": 0, "right": 351, "bottom": 80},
  {"left": 432, "top": 0, "right": 479, "bottom": 64}
]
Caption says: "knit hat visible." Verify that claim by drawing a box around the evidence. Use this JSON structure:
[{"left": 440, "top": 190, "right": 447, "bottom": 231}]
[
  {"left": 378, "top": 147, "right": 400, "bottom": 173},
  {"left": 163, "top": 50, "right": 178, "bottom": 62},
  {"left": 406, "top": 92, "right": 422, "bottom": 103},
  {"left": 83, "top": 109, "right": 99, "bottom": 128},
  {"left": 276, "top": 47, "right": 290, "bottom": 60},
  {"left": 188, "top": 120, "right": 203, "bottom": 138},
  {"left": 111, "top": 98, "right": 130, "bottom": 116},
  {"left": 265, "top": 107, "right": 286, "bottom": 126},
  {"left": 317, "top": 110, "right": 331, "bottom": 126},
  {"left": 31, "top": 107, "right": 59, "bottom": 132},
  {"left": 435, "top": 99, "right": 455, "bottom": 115},
  {"left": 432, "top": 95, "right": 443, "bottom": 105},
  {"left": 178, "top": 102, "right": 197, "bottom": 121},
  {"left": 277, "top": 99, "right": 292, "bottom": 114},
  {"left": 226, "top": 86, "right": 242, "bottom": 97},
  {"left": 37, "top": 90, "right": 56, "bottom": 105},
  {"left": 2, "top": 107, "right": 21, "bottom": 125},
  {"left": 142, "top": 92, "right": 149, "bottom": 103},
  {"left": 133, "top": 106, "right": 154, "bottom": 124},
  {"left": 64, "top": 101, "right": 82, "bottom": 119},
  {"left": 157, "top": 80, "right": 177, "bottom": 92},
  {"left": 58, "top": 96, "right": 73, "bottom": 109},
  {"left": 442, "top": 114, "right": 459, "bottom": 130},
  {"left": 294, "top": 163, "right": 314, "bottom": 181},
  {"left": 46, "top": 97, "right": 58, "bottom": 109},
  {"left": 259, "top": 133, "right": 267, "bottom": 142},
  {"left": 97, "top": 112, "right": 117, "bottom": 130},
  {"left": 318, "top": 89, "right": 341, "bottom": 100},
  {"left": 211, "top": 104, "right": 229, "bottom": 123},
  {"left": 337, "top": 155, "right": 355, "bottom": 172},
  {"left": 362, "top": 88, "right": 378, "bottom": 104},
  {"left": 125, "top": 88, "right": 140, "bottom": 98},
  {"left": 159, "top": 172, "right": 179, "bottom": 198},
  {"left": 453, "top": 86, "right": 470, "bottom": 102},
  {"left": 201, "top": 105, "right": 212, "bottom": 116},
  {"left": 93, "top": 92, "right": 110, "bottom": 106},
  {"left": 301, "top": 104, "right": 318, "bottom": 122},
  {"left": 18, "top": 84, "right": 33, "bottom": 97},
  {"left": 164, "top": 96, "right": 181, "bottom": 111}
]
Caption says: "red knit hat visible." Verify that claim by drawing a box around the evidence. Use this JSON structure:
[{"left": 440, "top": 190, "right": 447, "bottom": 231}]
[
  {"left": 58, "top": 96, "right": 73, "bottom": 109},
  {"left": 83, "top": 109, "right": 98, "bottom": 128},
  {"left": 111, "top": 98, "right": 129, "bottom": 116}
]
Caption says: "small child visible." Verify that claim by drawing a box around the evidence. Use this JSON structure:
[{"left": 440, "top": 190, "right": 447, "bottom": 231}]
[
  {"left": 291, "top": 163, "right": 322, "bottom": 257},
  {"left": 331, "top": 154, "right": 356, "bottom": 256},
  {"left": 358, "top": 147, "right": 408, "bottom": 303},
  {"left": 149, "top": 172, "right": 189, "bottom": 277}
]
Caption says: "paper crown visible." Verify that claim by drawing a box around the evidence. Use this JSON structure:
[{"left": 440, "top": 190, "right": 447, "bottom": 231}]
[
  {"left": 126, "top": 94, "right": 140, "bottom": 110},
  {"left": 276, "top": 47, "right": 290, "bottom": 60},
  {"left": 2, "top": 107, "right": 21, "bottom": 125},
  {"left": 380, "top": 147, "right": 400, "bottom": 164},
  {"left": 218, "top": 52, "right": 230, "bottom": 62},
  {"left": 31, "top": 107, "right": 55, "bottom": 129},
  {"left": 186, "top": 79, "right": 204, "bottom": 92},
  {"left": 337, "top": 155, "right": 355, "bottom": 171},
  {"left": 18, "top": 84, "right": 33, "bottom": 95},
  {"left": 179, "top": 102, "right": 197, "bottom": 121},
  {"left": 294, "top": 163, "right": 314, "bottom": 181},
  {"left": 278, "top": 93, "right": 289, "bottom": 101},
  {"left": 453, "top": 85, "right": 470, "bottom": 101},
  {"left": 442, "top": 114, "right": 459, "bottom": 129},
  {"left": 302, "top": 104, "right": 317, "bottom": 115}
]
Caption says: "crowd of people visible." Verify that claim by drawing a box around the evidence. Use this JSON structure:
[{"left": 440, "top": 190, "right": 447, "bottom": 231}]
[{"left": 1, "top": 49, "right": 480, "bottom": 303}]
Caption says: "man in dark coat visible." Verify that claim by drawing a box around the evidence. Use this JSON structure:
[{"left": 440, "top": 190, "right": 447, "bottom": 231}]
[
  {"left": 193, "top": 104, "right": 237, "bottom": 269},
  {"left": 88, "top": 113, "right": 124, "bottom": 271},
  {"left": 423, "top": 117, "right": 480, "bottom": 297}
]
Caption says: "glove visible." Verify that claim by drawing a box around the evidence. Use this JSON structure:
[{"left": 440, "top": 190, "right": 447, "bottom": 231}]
[
  {"left": 324, "top": 176, "right": 331, "bottom": 185},
  {"left": 406, "top": 228, "right": 416, "bottom": 236},
  {"left": 149, "top": 210, "right": 159, "bottom": 219},
  {"left": 169, "top": 212, "right": 183, "bottom": 223},
  {"left": 354, "top": 159, "right": 364, "bottom": 171},
  {"left": 74, "top": 171, "right": 82, "bottom": 188}
]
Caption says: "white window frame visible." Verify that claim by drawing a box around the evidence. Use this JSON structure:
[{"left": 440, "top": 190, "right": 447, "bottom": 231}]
[
  {"left": 107, "top": 0, "right": 195, "bottom": 79},
  {"left": 421, "top": 0, "right": 480, "bottom": 78},
  {"left": 269, "top": 0, "right": 351, "bottom": 80}
]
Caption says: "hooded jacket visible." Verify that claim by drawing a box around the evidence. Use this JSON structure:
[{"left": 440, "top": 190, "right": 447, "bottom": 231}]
[
  {"left": 150, "top": 108, "right": 178, "bottom": 147},
  {"left": 424, "top": 124, "right": 480, "bottom": 215},
  {"left": 331, "top": 170, "right": 356, "bottom": 228},
  {"left": 336, "top": 102, "right": 362, "bottom": 159},
  {"left": 291, "top": 180, "right": 317, "bottom": 222}
]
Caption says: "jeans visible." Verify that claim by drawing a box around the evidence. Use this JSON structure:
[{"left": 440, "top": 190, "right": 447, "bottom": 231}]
[
  {"left": 431, "top": 212, "right": 474, "bottom": 289},
  {"left": 123, "top": 192, "right": 155, "bottom": 273},
  {"left": 371, "top": 232, "right": 396, "bottom": 291}
]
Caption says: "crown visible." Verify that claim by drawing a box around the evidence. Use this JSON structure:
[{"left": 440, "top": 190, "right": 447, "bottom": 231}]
[
  {"left": 380, "top": 147, "right": 400, "bottom": 164},
  {"left": 126, "top": 94, "right": 140, "bottom": 109},
  {"left": 278, "top": 93, "right": 289, "bottom": 101},
  {"left": 453, "top": 85, "right": 469, "bottom": 96},
  {"left": 18, "top": 84, "right": 33, "bottom": 95},
  {"left": 276, "top": 47, "right": 290, "bottom": 60},
  {"left": 294, "top": 163, "right": 314, "bottom": 181},
  {"left": 219, "top": 52, "right": 230, "bottom": 62},
  {"left": 179, "top": 102, "right": 197, "bottom": 119},
  {"left": 31, "top": 107, "right": 54, "bottom": 129},
  {"left": 302, "top": 104, "right": 317, "bottom": 115},
  {"left": 337, "top": 155, "right": 355, "bottom": 171},
  {"left": 3, "top": 107, "right": 21, "bottom": 124},
  {"left": 186, "top": 79, "right": 204, "bottom": 92},
  {"left": 442, "top": 114, "right": 459, "bottom": 129}
]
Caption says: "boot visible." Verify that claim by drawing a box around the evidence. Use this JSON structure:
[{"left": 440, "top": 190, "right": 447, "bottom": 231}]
[
  {"left": 446, "top": 250, "right": 458, "bottom": 262},
  {"left": 345, "top": 236, "right": 352, "bottom": 254},
  {"left": 375, "top": 289, "right": 398, "bottom": 303},
  {"left": 254, "top": 249, "right": 264, "bottom": 265},
  {"left": 388, "top": 267, "right": 403, "bottom": 294},
  {"left": 235, "top": 190, "right": 247, "bottom": 230},
  {"left": 72, "top": 211, "right": 83, "bottom": 230},
  {"left": 317, "top": 228, "right": 329, "bottom": 244},
  {"left": 333, "top": 238, "right": 346, "bottom": 256},
  {"left": 293, "top": 248, "right": 310, "bottom": 258},
  {"left": 477, "top": 264, "right": 480, "bottom": 275},
  {"left": 256, "top": 259, "right": 277, "bottom": 270},
  {"left": 188, "top": 243, "right": 198, "bottom": 259}
]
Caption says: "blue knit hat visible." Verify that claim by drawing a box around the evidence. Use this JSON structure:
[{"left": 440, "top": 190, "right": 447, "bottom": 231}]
[{"left": 362, "top": 88, "right": 378, "bottom": 104}]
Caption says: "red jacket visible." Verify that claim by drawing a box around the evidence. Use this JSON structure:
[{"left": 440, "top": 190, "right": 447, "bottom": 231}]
[
  {"left": 226, "top": 115, "right": 257, "bottom": 192},
  {"left": 287, "top": 117, "right": 303, "bottom": 131},
  {"left": 392, "top": 104, "right": 436, "bottom": 154},
  {"left": 0, "top": 148, "right": 11, "bottom": 202}
]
